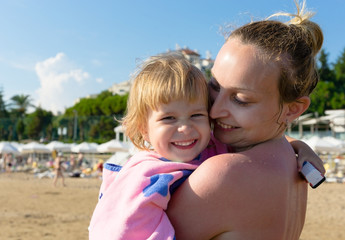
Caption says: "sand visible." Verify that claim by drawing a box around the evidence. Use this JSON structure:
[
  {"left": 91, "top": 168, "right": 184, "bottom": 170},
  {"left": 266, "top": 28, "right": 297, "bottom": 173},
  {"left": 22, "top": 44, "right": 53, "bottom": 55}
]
[{"left": 1, "top": 172, "right": 344, "bottom": 240}]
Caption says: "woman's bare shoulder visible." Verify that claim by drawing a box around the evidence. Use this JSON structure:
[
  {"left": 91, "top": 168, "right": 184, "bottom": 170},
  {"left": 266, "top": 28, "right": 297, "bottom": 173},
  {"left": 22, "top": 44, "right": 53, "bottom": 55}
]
[{"left": 168, "top": 139, "right": 296, "bottom": 239}]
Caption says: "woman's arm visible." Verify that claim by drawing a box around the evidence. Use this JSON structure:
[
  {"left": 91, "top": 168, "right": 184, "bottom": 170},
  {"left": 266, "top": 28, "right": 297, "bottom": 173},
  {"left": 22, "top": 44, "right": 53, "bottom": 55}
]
[{"left": 286, "top": 135, "right": 326, "bottom": 175}]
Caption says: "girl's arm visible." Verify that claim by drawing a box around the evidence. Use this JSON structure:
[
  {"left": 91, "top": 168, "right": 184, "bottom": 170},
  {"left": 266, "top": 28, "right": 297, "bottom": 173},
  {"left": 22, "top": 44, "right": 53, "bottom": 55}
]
[{"left": 286, "top": 135, "right": 326, "bottom": 175}]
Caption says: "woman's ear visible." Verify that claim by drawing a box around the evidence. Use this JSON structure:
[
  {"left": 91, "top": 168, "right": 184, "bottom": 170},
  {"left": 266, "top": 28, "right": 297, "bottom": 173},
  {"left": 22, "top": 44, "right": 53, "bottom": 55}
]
[{"left": 286, "top": 96, "right": 310, "bottom": 122}]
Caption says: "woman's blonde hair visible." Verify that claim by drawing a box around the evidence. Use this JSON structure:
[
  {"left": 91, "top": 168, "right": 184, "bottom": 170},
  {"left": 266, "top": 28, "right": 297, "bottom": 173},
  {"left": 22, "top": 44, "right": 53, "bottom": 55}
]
[
  {"left": 228, "top": 0, "right": 323, "bottom": 104},
  {"left": 122, "top": 53, "right": 208, "bottom": 150}
]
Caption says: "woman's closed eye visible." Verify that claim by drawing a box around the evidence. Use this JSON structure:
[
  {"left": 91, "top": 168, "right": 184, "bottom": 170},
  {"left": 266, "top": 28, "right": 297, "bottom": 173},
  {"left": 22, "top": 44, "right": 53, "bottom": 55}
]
[{"left": 233, "top": 96, "right": 249, "bottom": 106}]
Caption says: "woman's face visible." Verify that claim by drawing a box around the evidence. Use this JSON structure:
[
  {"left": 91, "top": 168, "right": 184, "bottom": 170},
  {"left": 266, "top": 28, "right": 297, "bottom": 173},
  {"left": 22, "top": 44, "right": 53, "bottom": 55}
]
[{"left": 209, "top": 38, "right": 287, "bottom": 151}]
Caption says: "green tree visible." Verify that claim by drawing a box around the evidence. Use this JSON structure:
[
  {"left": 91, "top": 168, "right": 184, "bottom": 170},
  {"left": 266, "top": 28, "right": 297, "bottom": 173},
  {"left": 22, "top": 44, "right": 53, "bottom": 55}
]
[
  {"left": 25, "top": 107, "right": 53, "bottom": 140},
  {"left": 99, "top": 116, "right": 118, "bottom": 140},
  {"left": 0, "top": 89, "right": 9, "bottom": 118},
  {"left": 318, "top": 49, "right": 335, "bottom": 83},
  {"left": 95, "top": 90, "right": 113, "bottom": 115},
  {"left": 332, "top": 48, "right": 345, "bottom": 108},
  {"left": 308, "top": 81, "right": 335, "bottom": 115},
  {"left": 0, "top": 118, "right": 11, "bottom": 140},
  {"left": 204, "top": 68, "right": 212, "bottom": 81},
  {"left": 74, "top": 98, "right": 95, "bottom": 116},
  {"left": 99, "top": 96, "right": 114, "bottom": 116},
  {"left": 330, "top": 92, "right": 345, "bottom": 109},
  {"left": 308, "top": 48, "right": 345, "bottom": 115},
  {"left": 62, "top": 92, "right": 127, "bottom": 142},
  {"left": 9, "top": 94, "right": 35, "bottom": 117},
  {"left": 99, "top": 94, "right": 128, "bottom": 116},
  {"left": 16, "top": 118, "right": 25, "bottom": 140}
]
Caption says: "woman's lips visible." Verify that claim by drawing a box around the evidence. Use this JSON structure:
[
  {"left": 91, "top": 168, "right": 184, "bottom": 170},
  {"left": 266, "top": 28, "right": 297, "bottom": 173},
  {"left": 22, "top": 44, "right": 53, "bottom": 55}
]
[{"left": 216, "top": 121, "right": 238, "bottom": 130}]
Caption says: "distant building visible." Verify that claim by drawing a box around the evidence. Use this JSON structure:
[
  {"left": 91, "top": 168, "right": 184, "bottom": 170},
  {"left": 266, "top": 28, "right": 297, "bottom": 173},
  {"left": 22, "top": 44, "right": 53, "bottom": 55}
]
[
  {"left": 74, "top": 93, "right": 99, "bottom": 105},
  {"left": 177, "top": 47, "right": 214, "bottom": 73},
  {"left": 108, "top": 44, "right": 214, "bottom": 96},
  {"left": 167, "top": 44, "right": 214, "bottom": 74},
  {"left": 292, "top": 109, "right": 345, "bottom": 139},
  {"left": 108, "top": 80, "right": 131, "bottom": 96}
]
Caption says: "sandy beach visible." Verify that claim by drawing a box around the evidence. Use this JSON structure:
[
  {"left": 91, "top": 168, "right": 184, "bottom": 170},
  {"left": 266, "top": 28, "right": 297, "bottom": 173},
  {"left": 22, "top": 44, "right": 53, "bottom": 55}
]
[{"left": 1, "top": 172, "right": 344, "bottom": 240}]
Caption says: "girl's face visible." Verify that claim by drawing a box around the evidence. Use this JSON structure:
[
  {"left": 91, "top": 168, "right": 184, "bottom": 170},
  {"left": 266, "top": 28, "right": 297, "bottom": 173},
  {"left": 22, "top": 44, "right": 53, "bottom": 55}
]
[
  {"left": 209, "top": 38, "right": 288, "bottom": 151},
  {"left": 144, "top": 98, "right": 210, "bottom": 162}
]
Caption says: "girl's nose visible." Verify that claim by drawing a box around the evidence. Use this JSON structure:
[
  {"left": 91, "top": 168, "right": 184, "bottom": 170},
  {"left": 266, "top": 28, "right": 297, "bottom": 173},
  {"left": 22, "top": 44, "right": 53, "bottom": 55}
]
[{"left": 177, "top": 122, "right": 192, "bottom": 133}]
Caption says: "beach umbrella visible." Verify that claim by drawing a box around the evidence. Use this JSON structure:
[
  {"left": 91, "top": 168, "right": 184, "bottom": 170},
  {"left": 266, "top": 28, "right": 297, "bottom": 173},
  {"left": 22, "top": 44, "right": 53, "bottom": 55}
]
[
  {"left": 302, "top": 136, "right": 343, "bottom": 154},
  {"left": 21, "top": 142, "right": 51, "bottom": 154},
  {"left": 90, "top": 142, "right": 99, "bottom": 149},
  {"left": 97, "top": 139, "right": 129, "bottom": 153},
  {"left": 71, "top": 142, "right": 98, "bottom": 153},
  {"left": 106, "top": 152, "right": 131, "bottom": 166},
  {"left": 322, "top": 136, "right": 345, "bottom": 153},
  {"left": 0, "top": 142, "right": 20, "bottom": 154},
  {"left": 46, "top": 141, "right": 71, "bottom": 152},
  {"left": 65, "top": 143, "right": 77, "bottom": 151},
  {"left": 10, "top": 142, "right": 24, "bottom": 151}
]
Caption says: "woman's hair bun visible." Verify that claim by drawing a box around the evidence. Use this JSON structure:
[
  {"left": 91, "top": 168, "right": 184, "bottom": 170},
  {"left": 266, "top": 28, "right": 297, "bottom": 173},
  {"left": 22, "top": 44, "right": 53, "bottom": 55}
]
[{"left": 268, "top": 0, "right": 323, "bottom": 56}]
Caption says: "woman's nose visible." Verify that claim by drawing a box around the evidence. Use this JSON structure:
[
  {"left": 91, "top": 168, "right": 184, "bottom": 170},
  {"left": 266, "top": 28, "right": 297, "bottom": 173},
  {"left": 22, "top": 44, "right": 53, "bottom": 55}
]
[{"left": 209, "top": 94, "right": 229, "bottom": 119}]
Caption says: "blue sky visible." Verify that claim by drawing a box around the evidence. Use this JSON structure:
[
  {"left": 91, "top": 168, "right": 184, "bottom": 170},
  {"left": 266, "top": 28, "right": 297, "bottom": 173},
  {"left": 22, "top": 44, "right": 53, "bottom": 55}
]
[{"left": 0, "top": 0, "right": 344, "bottom": 114}]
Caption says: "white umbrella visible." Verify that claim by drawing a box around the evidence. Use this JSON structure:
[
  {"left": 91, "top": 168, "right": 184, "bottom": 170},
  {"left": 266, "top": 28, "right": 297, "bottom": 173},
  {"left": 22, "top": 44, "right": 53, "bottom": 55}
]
[
  {"left": 0, "top": 142, "right": 20, "bottom": 154},
  {"left": 21, "top": 142, "right": 51, "bottom": 154},
  {"left": 302, "top": 136, "right": 343, "bottom": 154},
  {"left": 66, "top": 143, "right": 77, "bottom": 150},
  {"left": 10, "top": 142, "right": 24, "bottom": 150},
  {"left": 71, "top": 142, "right": 98, "bottom": 153},
  {"left": 106, "top": 152, "right": 131, "bottom": 166},
  {"left": 97, "top": 139, "right": 129, "bottom": 153},
  {"left": 46, "top": 141, "right": 71, "bottom": 152},
  {"left": 322, "top": 136, "right": 345, "bottom": 153}
]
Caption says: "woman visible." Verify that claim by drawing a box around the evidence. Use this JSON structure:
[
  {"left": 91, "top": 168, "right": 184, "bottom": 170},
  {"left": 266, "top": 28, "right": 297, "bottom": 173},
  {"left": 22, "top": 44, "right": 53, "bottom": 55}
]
[
  {"left": 53, "top": 152, "right": 66, "bottom": 187},
  {"left": 167, "top": 2, "right": 324, "bottom": 239}
]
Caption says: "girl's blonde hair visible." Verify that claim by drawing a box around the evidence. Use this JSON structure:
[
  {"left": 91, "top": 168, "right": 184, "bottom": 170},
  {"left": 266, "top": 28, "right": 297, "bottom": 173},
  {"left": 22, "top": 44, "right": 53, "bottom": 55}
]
[{"left": 122, "top": 53, "right": 208, "bottom": 150}]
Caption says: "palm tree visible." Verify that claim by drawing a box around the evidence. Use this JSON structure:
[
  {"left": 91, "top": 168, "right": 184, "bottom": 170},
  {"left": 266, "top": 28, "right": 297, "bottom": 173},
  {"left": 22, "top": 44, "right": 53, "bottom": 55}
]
[
  {"left": 9, "top": 94, "right": 35, "bottom": 117},
  {"left": 0, "top": 89, "right": 9, "bottom": 118}
]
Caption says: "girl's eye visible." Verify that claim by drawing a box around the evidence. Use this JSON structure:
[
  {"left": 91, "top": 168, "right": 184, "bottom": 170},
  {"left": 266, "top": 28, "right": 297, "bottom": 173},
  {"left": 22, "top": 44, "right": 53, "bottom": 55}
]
[
  {"left": 208, "top": 78, "right": 220, "bottom": 92},
  {"left": 191, "top": 113, "right": 206, "bottom": 118},
  {"left": 161, "top": 116, "right": 175, "bottom": 121}
]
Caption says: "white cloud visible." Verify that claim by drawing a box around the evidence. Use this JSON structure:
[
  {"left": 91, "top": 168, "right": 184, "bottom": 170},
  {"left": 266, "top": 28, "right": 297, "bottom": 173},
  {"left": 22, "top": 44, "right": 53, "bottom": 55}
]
[
  {"left": 35, "top": 53, "right": 92, "bottom": 114},
  {"left": 96, "top": 77, "right": 103, "bottom": 83},
  {"left": 91, "top": 59, "right": 102, "bottom": 67}
]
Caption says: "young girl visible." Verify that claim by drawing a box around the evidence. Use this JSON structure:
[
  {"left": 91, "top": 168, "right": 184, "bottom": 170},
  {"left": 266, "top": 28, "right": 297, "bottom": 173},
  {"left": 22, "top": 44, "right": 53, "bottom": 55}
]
[{"left": 89, "top": 53, "right": 228, "bottom": 240}]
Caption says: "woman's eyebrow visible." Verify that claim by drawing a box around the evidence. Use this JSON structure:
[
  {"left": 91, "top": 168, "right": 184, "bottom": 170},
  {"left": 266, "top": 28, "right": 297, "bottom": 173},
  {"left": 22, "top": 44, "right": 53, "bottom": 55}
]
[{"left": 208, "top": 73, "right": 256, "bottom": 94}]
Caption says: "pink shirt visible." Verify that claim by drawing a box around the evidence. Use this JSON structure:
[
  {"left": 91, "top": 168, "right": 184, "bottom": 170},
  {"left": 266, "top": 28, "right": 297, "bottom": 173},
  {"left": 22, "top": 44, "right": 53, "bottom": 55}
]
[{"left": 89, "top": 134, "right": 227, "bottom": 240}]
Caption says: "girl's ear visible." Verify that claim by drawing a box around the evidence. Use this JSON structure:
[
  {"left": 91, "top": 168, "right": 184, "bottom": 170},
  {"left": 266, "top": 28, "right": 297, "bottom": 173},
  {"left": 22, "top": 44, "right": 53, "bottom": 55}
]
[
  {"left": 142, "top": 132, "right": 150, "bottom": 143},
  {"left": 140, "top": 125, "right": 150, "bottom": 143},
  {"left": 286, "top": 96, "right": 310, "bottom": 122}
]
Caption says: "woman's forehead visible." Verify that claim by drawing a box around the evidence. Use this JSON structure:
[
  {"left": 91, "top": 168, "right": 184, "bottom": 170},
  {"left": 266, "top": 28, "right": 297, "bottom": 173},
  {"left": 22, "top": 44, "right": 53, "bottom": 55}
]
[{"left": 211, "top": 40, "right": 281, "bottom": 96}]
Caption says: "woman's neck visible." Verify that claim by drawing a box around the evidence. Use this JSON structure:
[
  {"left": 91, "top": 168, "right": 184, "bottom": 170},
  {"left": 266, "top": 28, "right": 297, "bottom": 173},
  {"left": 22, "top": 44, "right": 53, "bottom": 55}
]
[{"left": 230, "top": 135, "right": 286, "bottom": 153}]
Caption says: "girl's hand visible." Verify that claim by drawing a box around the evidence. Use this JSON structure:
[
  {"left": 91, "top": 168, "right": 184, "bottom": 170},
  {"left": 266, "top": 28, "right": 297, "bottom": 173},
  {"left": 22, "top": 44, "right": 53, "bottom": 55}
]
[{"left": 286, "top": 135, "right": 326, "bottom": 175}]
